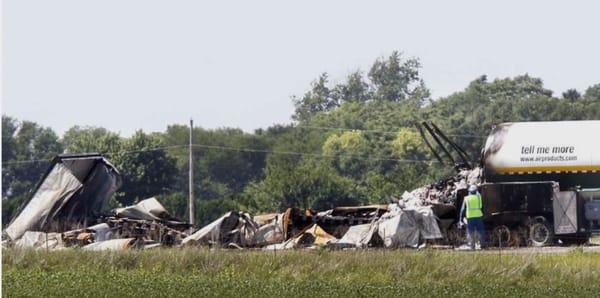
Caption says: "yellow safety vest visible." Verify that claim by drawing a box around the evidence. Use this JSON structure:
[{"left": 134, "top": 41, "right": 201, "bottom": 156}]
[{"left": 465, "top": 194, "right": 483, "bottom": 219}]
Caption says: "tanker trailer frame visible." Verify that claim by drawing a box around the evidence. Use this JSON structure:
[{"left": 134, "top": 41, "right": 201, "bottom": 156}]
[
  {"left": 479, "top": 121, "right": 600, "bottom": 246},
  {"left": 479, "top": 181, "right": 596, "bottom": 246}
]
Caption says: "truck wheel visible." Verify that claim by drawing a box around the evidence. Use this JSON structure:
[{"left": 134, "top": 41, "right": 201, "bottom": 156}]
[{"left": 529, "top": 216, "right": 554, "bottom": 247}]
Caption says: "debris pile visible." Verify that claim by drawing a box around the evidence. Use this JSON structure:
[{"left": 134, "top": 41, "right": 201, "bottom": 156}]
[
  {"left": 2, "top": 153, "right": 474, "bottom": 251},
  {"left": 399, "top": 167, "right": 481, "bottom": 208},
  {"left": 14, "top": 231, "right": 64, "bottom": 250},
  {"left": 180, "top": 203, "right": 444, "bottom": 250},
  {"left": 6, "top": 196, "right": 191, "bottom": 250},
  {"left": 181, "top": 211, "right": 259, "bottom": 248},
  {"left": 2, "top": 154, "right": 190, "bottom": 251}
]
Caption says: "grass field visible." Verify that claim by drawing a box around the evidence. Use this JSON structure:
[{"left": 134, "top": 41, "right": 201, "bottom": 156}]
[{"left": 3, "top": 248, "right": 600, "bottom": 297}]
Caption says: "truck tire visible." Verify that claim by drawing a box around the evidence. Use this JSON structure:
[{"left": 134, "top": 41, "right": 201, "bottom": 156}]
[
  {"left": 529, "top": 216, "right": 554, "bottom": 246},
  {"left": 491, "top": 225, "right": 526, "bottom": 247}
]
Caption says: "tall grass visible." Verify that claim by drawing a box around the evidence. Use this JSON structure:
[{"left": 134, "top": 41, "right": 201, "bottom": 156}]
[{"left": 3, "top": 248, "right": 600, "bottom": 297}]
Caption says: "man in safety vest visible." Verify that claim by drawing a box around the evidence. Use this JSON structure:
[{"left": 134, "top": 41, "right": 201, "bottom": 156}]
[{"left": 459, "top": 184, "right": 486, "bottom": 249}]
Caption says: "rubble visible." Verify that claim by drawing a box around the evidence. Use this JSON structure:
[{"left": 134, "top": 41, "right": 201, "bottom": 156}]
[
  {"left": 252, "top": 214, "right": 285, "bottom": 246},
  {"left": 399, "top": 167, "right": 481, "bottom": 208},
  {"left": 291, "top": 224, "right": 335, "bottom": 247},
  {"left": 377, "top": 206, "right": 442, "bottom": 248},
  {"left": 14, "top": 231, "right": 64, "bottom": 250},
  {"left": 2, "top": 153, "right": 478, "bottom": 251},
  {"left": 62, "top": 223, "right": 112, "bottom": 247},
  {"left": 228, "top": 167, "right": 474, "bottom": 250},
  {"left": 182, "top": 211, "right": 258, "bottom": 247},
  {"left": 179, "top": 203, "right": 444, "bottom": 250},
  {"left": 328, "top": 224, "right": 377, "bottom": 249},
  {"left": 115, "top": 197, "right": 182, "bottom": 223},
  {"left": 265, "top": 224, "right": 335, "bottom": 250},
  {"left": 83, "top": 238, "right": 136, "bottom": 251},
  {"left": 2, "top": 154, "right": 190, "bottom": 250}
]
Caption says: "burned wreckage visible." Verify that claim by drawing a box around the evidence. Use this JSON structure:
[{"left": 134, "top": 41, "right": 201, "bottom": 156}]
[
  {"left": 9, "top": 121, "right": 597, "bottom": 250},
  {"left": 3, "top": 154, "right": 190, "bottom": 250},
  {"left": 2, "top": 152, "right": 475, "bottom": 251},
  {"left": 180, "top": 205, "right": 444, "bottom": 250},
  {"left": 184, "top": 121, "right": 600, "bottom": 249}
]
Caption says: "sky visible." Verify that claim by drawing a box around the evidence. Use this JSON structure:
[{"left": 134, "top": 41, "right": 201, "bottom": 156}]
[{"left": 2, "top": 0, "right": 599, "bottom": 136}]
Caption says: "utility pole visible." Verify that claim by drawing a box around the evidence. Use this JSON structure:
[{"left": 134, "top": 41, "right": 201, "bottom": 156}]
[{"left": 189, "top": 119, "right": 195, "bottom": 226}]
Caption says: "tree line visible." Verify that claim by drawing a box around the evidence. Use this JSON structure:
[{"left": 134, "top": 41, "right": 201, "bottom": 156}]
[{"left": 3, "top": 51, "right": 600, "bottom": 225}]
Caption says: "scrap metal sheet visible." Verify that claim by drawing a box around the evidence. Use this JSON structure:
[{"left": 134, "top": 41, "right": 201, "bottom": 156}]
[
  {"left": 5, "top": 163, "right": 82, "bottom": 241},
  {"left": 115, "top": 197, "right": 172, "bottom": 221}
]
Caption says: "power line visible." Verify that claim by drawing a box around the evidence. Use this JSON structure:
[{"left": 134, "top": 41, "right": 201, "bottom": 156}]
[
  {"left": 1, "top": 145, "right": 188, "bottom": 166},
  {"left": 2, "top": 158, "right": 54, "bottom": 165},
  {"left": 294, "top": 124, "right": 487, "bottom": 139},
  {"left": 2, "top": 123, "right": 484, "bottom": 166},
  {"left": 190, "top": 144, "right": 438, "bottom": 163},
  {"left": 104, "top": 145, "right": 186, "bottom": 156},
  {"left": 3, "top": 143, "right": 442, "bottom": 165}
]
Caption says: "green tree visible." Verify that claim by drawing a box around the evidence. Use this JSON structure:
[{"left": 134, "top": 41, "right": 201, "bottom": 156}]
[
  {"left": 159, "top": 192, "right": 188, "bottom": 221},
  {"left": 112, "top": 131, "right": 178, "bottom": 206},
  {"left": 293, "top": 73, "right": 339, "bottom": 121},
  {"left": 161, "top": 124, "right": 270, "bottom": 222},
  {"left": 390, "top": 128, "right": 429, "bottom": 160},
  {"left": 333, "top": 71, "right": 371, "bottom": 103},
  {"left": 322, "top": 131, "right": 369, "bottom": 178},
  {"left": 368, "top": 51, "right": 429, "bottom": 105},
  {"left": 244, "top": 158, "right": 360, "bottom": 211},
  {"left": 62, "top": 126, "right": 123, "bottom": 154},
  {"left": 562, "top": 89, "right": 581, "bottom": 101},
  {"left": 584, "top": 84, "right": 600, "bottom": 101},
  {"left": 2, "top": 116, "right": 18, "bottom": 194}
]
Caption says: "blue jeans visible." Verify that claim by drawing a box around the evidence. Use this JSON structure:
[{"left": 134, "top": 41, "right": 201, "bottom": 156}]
[{"left": 467, "top": 217, "right": 486, "bottom": 248}]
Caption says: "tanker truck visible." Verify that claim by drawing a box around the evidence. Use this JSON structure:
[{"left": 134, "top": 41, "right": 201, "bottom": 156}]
[{"left": 479, "top": 120, "right": 600, "bottom": 246}]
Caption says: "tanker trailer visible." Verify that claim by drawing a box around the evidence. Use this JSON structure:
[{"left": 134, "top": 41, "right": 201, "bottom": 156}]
[{"left": 480, "top": 120, "right": 600, "bottom": 246}]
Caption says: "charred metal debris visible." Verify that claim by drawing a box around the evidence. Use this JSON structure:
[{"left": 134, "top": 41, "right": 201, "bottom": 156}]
[{"left": 3, "top": 152, "right": 481, "bottom": 251}]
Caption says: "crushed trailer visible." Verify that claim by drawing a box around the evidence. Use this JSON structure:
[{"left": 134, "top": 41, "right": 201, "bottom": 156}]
[
  {"left": 4, "top": 154, "right": 121, "bottom": 241},
  {"left": 2, "top": 154, "right": 191, "bottom": 250}
]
